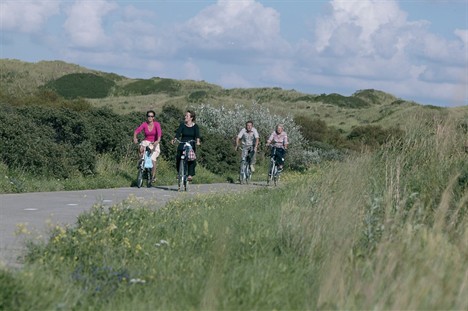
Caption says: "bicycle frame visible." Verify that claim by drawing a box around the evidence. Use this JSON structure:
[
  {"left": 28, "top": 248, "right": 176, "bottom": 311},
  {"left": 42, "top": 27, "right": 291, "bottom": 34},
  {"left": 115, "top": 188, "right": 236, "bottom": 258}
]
[
  {"left": 239, "top": 146, "right": 254, "bottom": 184},
  {"left": 137, "top": 145, "right": 153, "bottom": 188},
  {"left": 267, "top": 146, "right": 281, "bottom": 186},
  {"left": 174, "top": 139, "right": 195, "bottom": 191}
]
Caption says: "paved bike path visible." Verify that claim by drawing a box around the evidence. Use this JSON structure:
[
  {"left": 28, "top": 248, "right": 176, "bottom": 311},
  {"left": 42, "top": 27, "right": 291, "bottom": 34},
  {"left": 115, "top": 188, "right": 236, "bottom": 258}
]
[{"left": 0, "top": 183, "right": 259, "bottom": 268}]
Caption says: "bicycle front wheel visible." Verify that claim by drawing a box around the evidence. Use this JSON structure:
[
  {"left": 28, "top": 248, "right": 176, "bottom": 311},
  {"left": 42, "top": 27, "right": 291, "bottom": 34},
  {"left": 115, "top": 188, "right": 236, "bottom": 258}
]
[
  {"left": 273, "top": 168, "right": 279, "bottom": 186},
  {"left": 267, "top": 160, "right": 275, "bottom": 186},
  {"left": 184, "top": 159, "right": 189, "bottom": 191},
  {"left": 178, "top": 159, "right": 185, "bottom": 191},
  {"left": 146, "top": 169, "right": 152, "bottom": 188},
  {"left": 239, "top": 161, "right": 246, "bottom": 184},
  {"left": 245, "top": 163, "right": 251, "bottom": 184},
  {"left": 136, "top": 168, "right": 144, "bottom": 188}
]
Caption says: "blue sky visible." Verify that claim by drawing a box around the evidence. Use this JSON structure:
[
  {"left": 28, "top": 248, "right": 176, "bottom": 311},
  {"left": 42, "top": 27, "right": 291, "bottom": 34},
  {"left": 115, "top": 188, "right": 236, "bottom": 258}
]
[{"left": 1, "top": 0, "right": 467, "bottom": 107}]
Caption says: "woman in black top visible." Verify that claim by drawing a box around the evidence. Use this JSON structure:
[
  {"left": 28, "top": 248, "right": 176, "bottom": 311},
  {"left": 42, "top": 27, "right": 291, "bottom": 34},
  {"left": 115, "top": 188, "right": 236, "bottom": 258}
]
[{"left": 171, "top": 110, "right": 201, "bottom": 181}]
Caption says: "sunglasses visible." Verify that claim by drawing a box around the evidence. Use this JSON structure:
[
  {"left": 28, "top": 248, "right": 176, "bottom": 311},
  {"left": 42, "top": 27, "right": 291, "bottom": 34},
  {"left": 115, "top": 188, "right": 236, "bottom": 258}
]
[{"left": 147, "top": 115, "right": 155, "bottom": 118}]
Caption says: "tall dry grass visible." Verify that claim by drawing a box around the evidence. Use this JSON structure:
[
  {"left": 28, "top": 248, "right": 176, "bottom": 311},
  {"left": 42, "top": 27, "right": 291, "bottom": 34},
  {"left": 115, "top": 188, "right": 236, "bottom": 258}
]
[{"left": 282, "top": 110, "right": 468, "bottom": 309}]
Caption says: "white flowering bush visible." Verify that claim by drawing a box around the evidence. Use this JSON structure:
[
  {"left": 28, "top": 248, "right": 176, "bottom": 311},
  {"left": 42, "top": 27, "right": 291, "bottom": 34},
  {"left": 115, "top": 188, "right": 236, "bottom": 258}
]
[{"left": 197, "top": 102, "right": 310, "bottom": 170}]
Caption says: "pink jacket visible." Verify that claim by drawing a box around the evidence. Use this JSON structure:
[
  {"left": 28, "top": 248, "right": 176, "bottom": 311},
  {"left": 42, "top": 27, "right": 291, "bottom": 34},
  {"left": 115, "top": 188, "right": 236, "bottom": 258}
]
[{"left": 134, "top": 122, "right": 162, "bottom": 142}]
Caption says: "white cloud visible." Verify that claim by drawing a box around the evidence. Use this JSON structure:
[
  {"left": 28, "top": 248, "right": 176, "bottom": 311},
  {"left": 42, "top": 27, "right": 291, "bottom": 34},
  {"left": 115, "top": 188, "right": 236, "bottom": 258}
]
[
  {"left": 180, "top": 0, "right": 290, "bottom": 54},
  {"left": 2, "top": 0, "right": 465, "bottom": 106},
  {"left": 64, "top": 0, "right": 117, "bottom": 48},
  {"left": 287, "top": 0, "right": 467, "bottom": 106},
  {"left": 454, "top": 29, "right": 468, "bottom": 46},
  {"left": 314, "top": 0, "right": 406, "bottom": 55},
  {"left": 0, "top": 0, "right": 60, "bottom": 33}
]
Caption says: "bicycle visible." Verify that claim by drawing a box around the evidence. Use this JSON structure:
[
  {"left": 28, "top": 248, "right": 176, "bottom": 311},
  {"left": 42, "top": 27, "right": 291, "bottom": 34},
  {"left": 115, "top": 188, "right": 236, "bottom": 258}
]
[
  {"left": 136, "top": 145, "right": 153, "bottom": 188},
  {"left": 239, "top": 146, "right": 254, "bottom": 184},
  {"left": 174, "top": 139, "right": 196, "bottom": 191},
  {"left": 267, "top": 145, "right": 284, "bottom": 186}
]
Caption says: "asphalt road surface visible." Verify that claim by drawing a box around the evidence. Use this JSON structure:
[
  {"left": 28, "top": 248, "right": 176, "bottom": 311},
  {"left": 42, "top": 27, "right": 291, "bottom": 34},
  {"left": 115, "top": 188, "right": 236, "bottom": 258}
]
[{"left": 0, "top": 183, "right": 259, "bottom": 268}]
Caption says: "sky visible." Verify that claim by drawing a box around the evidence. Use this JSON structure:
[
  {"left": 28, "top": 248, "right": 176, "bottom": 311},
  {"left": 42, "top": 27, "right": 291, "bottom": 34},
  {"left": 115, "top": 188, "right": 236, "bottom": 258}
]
[{"left": 1, "top": 0, "right": 467, "bottom": 107}]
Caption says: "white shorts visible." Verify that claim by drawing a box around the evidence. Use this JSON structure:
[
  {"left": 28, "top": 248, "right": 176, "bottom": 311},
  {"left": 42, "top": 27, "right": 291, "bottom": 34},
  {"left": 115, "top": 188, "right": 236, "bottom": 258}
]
[{"left": 140, "top": 140, "right": 161, "bottom": 161}]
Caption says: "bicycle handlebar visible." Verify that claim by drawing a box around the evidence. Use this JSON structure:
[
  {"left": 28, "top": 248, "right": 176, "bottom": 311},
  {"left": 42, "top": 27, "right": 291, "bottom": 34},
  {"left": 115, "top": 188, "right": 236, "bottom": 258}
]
[
  {"left": 173, "top": 138, "right": 196, "bottom": 145},
  {"left": 268, "top": 144, "right": 286, "bottom": 149}
]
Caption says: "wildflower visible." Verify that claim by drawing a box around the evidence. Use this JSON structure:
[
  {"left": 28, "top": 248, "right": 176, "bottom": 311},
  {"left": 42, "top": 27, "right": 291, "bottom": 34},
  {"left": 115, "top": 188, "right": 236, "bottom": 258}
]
[
  {"left": 129, "top": 278, "right": 146, "bottom": 284},
  {"left": 135, "top": 243, "right": 142, "bottom": 252},
  {"left": 123, "top": 237, "right": 131, "bottom": 248},
  {"left": 15, "top": 223, "right": 30, "bottom": 235},
  {"left": 108, "top": 223, "right": 117, "bottom": 231},
  {"left": 155, "top": 239, "right": 169, "bottom": 247}
]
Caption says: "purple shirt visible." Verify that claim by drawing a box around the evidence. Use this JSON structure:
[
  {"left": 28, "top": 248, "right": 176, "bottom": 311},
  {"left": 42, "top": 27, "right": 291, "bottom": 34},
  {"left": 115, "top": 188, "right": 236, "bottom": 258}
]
[
  {"left": 134, "top": 121, "right": 162, "bottom": 142},
  {"left": 268, "top": 131, "right": 288, "bottom": 148}
]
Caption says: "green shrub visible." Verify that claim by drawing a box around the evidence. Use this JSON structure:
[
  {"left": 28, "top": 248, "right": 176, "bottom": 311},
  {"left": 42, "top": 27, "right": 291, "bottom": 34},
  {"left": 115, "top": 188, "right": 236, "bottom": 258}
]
[
  {"left": 45, "top": 73, "right": 115, "bottom": 99},
  {"left": 188, "top": 90, "right": 208, "bottom": 103},
  {"left": 197, "top": 130, "right": 238, "bottom": 175},
  {"left": 119, "top": 78, "right": 181, "bottom": 96},
  {"left": 294, "top": 116, "right": 328, "bottom": 143},
  {"left": 0, "top": 103, "right": 137, "bottom": 179},
  {"left": 154, "top": 78, "right": 180, "bottom": 94},
  {"left": 121, "top": 79, "right": 158, "bottom": 95},
  {"left": 294, "top": 115, "right": 353, "bottom": 151},
  {"left": 347, "top": 125, "right": 405, "bottom": 149},
  {"left": 316, "top": 93, "right": 370, "bottom": 109},
  {"left": 1, "top": 89, "right": 93, "bottom": 111}
]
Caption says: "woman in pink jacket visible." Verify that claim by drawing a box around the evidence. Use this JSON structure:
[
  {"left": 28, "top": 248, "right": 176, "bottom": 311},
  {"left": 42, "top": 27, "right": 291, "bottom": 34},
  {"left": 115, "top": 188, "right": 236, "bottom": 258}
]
[{"left": 133, "top": 110, "right": 162, "bottom": 183}]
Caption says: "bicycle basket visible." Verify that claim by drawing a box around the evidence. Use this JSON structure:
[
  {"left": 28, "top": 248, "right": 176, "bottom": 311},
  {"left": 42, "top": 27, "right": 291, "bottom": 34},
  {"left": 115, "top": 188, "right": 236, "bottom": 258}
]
[
  {"left": 144, "top": 154, "right": 153, "bottom": 168},
  {"left": 187, "top": 148, "right": 196, "bottom": 161}
]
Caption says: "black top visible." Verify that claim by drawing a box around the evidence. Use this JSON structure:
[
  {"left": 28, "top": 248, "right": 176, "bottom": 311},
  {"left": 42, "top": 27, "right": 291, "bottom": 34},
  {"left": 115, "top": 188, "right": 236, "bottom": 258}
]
[{"left": 174, "top": 122, "right": 200, "bottom": 150}]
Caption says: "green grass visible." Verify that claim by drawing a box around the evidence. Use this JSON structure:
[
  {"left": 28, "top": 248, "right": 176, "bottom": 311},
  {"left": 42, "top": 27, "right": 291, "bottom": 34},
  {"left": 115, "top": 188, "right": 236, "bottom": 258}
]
[{"left": 2, "top": 110, "right": 467, "bottom": 310}]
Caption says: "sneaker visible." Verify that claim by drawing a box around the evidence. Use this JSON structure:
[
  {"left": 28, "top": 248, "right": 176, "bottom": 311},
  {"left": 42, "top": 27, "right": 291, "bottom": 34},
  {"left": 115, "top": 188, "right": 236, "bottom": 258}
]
[{"left": 250, "top": 164, "right": 255, "bottom": 172}]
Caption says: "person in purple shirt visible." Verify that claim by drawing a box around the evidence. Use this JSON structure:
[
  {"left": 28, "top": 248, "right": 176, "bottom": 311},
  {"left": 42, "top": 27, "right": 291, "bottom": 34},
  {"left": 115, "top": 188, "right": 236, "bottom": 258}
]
[
  {"left": 267, "top": 124, "right": 289, "bottom": 173},
  {"left": 133, "top": 110, "right": 162, "bottom": 182}
]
